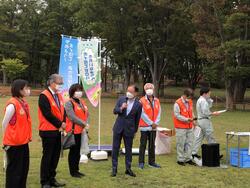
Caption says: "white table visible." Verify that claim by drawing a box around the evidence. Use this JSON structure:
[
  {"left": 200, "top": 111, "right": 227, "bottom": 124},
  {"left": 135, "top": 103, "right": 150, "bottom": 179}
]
[{"left": 225, "top": 132, "right": 250, "bottom": 167}]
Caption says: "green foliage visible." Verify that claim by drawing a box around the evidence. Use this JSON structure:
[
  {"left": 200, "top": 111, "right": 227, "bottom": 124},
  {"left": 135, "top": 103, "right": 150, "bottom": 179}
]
[{"left": 0, "top": 58, "right": 28, "bottom": 80}]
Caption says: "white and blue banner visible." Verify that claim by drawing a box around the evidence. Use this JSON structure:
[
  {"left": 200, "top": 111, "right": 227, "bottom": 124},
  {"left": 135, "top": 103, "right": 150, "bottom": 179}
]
[{"left": 59, "top": 36, "right": 79, "bottom": 100}]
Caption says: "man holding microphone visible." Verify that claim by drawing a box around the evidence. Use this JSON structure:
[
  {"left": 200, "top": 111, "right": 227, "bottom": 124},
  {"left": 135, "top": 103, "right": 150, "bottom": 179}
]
[
  {"left": 111, "top": 85, "right": 142, "bottom": 177},
  {"left": 38, "top": 74, "right": 66, "bottom": 188}
]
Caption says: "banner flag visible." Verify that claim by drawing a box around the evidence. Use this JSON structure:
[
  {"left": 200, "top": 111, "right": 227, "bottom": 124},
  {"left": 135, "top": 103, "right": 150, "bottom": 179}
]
[
  {"left": 78, "top": 39, "right": 101, "bottom": 107},
  {"left": 59, "top": 36, "right": 79, "bottom": 100}
]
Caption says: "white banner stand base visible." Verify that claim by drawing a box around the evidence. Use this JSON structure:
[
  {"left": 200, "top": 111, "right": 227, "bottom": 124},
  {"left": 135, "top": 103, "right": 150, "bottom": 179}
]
[{"left": 91, "top": 150, "right": 108, "bottom": 160}]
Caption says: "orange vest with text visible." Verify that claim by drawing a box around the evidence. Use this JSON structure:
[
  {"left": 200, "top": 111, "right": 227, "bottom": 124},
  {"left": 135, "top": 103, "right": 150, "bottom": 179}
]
[
  {"left": 65, "top": 99, "right": 88, "bottom": 134},
  {"left": 38, "top": 90, "right": 64, "bottom": 131},
  {"left": 139, "top": 96, "right": 160, "bottom": 127},
  {"left": 173, "top": 98, "right": 193, "bottom": 129},
  {"left": 3, "top": 98, "right": 32, "bottom": 146}
]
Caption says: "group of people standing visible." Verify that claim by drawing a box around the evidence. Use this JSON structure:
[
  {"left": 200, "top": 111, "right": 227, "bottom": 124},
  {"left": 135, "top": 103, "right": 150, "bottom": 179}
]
[
  {"left": 2, "top": 73, "right": 220, "bottom": 188},
  {"left": 111, "top": 84, "right": 221, "bottom": 176},
  {"left": 2, "top": 74, "right": 89, "bottom": 188}
]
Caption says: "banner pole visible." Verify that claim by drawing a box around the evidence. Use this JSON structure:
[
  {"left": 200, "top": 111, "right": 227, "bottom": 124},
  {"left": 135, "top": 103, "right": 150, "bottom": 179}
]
[
  {"left": 98, "top": 88, "right": 101, "bottom": 151},
  {"left": 98, "top": 39, "right": 102, "bottom": 151}
]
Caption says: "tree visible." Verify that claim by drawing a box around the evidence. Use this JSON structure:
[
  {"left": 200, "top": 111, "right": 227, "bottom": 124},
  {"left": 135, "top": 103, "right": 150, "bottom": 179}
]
[
  {"left": 0, "top": 58, "right": 28, "bottom": 84},
  {"left": 191, "top": 0, "right": 250, "bottom": 109}
]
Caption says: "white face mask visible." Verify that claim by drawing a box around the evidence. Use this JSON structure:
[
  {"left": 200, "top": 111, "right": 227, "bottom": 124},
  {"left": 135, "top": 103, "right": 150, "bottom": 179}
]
[
  {"left": 145, "top": 89, "right": 154, "bottom": 96},
  {"left": 74, "top": 91, "right": 83, "bottom": 98},
  {"left": 55, "top": 84, "right": 63, "bottom": 91},
  {"left": 126, "top": 92, "right": 134, "bottom": 99}
]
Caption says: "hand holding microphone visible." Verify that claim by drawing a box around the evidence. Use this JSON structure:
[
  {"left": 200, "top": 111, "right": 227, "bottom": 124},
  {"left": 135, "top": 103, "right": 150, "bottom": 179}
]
[{"left": 120, "top": 102, "right": 128, "bottom": 111}]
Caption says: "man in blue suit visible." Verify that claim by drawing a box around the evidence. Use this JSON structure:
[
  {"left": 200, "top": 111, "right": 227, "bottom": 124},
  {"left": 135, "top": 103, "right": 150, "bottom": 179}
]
[{"left": 111, "top": 85, "right": 142, "bottom": 177}]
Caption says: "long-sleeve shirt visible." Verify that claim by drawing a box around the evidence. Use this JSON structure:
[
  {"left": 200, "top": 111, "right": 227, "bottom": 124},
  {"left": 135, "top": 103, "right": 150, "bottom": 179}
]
[
  {"left": 64, "top": 98, "right": 88, "bottom": 127},
  {"left": 173, "top": 97, "right": 190, "bottom": 122},
  {"left": 196, "top": 96, "right": 213, "bottom": 119},
  {"left": 2, "top": 104, "right": 15, "bottom": 133},
  {"left": 140, "top": 96, "right": 161, "bottom": 131},
  {"left": 126, "top": 98, "right": 135, "bottom": 115}
]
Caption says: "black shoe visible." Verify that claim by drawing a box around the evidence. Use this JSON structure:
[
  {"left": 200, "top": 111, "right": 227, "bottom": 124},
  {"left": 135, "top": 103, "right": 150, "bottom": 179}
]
[
  {"left": 186, "top": 160, "right": 197, "bottom": 166},
  {"left": 125, "top": 169, "right": 136, "bottom": 177},
  {"left": 192, "top": 154, "right": 201, "bottom": 159},
  {"left": 42, "top": 185, "right": 51, "bottom": 188},
  {"left": 111, "top": 168, "right": 117, "bottom": 177},
  {"left": 219, "top": 155, "right": 223, "bottom": 159},
  {"left": 77, "top": 171, "right": 85, "bottom": 177},
  {"left": 71, "top": 173, "right": 82, "bottom": 178},
  {"left": 177, "top": 161, "right": 185, "bottom": 166},
  {"left": 50, "top": 180, "right": 65, "bottom": 187}
]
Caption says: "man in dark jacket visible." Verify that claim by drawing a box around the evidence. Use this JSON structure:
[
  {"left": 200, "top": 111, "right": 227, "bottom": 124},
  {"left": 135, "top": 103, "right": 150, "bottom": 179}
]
[
  {"left": 38, "top": 74, "right": 66, "bottom": 188},
  {"left": 111, "top": 85, "right": 142, "bottom": 177}
]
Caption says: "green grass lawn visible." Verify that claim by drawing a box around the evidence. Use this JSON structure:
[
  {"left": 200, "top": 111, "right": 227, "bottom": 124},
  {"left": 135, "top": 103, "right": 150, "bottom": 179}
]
[{"left": 0, "top": 97, "right": 250, "bottom": 188}]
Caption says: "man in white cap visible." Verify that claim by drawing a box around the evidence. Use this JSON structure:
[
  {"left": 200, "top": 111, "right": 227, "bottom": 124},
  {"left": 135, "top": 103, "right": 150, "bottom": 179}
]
[{"left": 138, "top": 83, "right": 161, "bottom": 169}]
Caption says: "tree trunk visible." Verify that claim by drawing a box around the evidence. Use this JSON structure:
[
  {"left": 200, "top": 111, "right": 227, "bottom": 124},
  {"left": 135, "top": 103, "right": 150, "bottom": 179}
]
[
  {"left": 233, "top": 79, "right": 247, "bottom": 102},
  {"left": 124, "top": 61, "right": 131, "bottom": 91},
  {"left": 2, "top": 70, "right": 7, "bottom": 85},
  {"left": 225, "top": 80, "right": 236, "bottom": 110},
  {"left": 159, "top": 75, "right": 165, "bottom": 97},
  {"left": 152, "top": 53, "right": 160, "bottom": 97}
]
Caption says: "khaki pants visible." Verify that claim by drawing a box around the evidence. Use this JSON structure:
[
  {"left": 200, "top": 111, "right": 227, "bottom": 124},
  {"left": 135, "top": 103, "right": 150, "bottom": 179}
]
[
  {"left": 192, "top": 119, "right": 216, "bottom": 155},
  {"left": 175, "top": 128, "right": 194, "bottom": 162}
]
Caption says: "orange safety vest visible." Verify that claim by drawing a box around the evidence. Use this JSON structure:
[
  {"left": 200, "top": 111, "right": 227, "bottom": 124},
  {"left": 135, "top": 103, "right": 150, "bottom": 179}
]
[
  {"left": 173, "top": 98, "right": 193, "bottom": 129},
  {"left": 38, "top": 89, "right": 64, "bottom": 131},
  {"left": 3, "top": 97, "right": 32, "bottom": 146},
  {"left": 139, "top": 96, "right": 160, "bottom": 127},
  {"left": 65, "top": 99, "right": 88, "bottom": 134}
]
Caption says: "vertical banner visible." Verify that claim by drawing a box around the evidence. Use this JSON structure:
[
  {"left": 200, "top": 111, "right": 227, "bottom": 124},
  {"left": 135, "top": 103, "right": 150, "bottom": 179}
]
[
  {"left": 59, "top": 36, "right": 79, "bottom": 101},
  {"left": 78, "top": 39, "right": 101, "bottom": 107}
]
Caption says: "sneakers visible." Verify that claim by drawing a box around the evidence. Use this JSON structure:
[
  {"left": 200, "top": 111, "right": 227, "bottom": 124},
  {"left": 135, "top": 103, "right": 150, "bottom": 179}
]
[
  {"left": 149, "top": 163, "right": 161, "bottom": 168},
  {"left": 138, "top": 163, "right": 144, "bottom": 169},
  {"left": 186, "top": 160, "right": 197, "bottom": 166},
  {"left": 192, "top": 154, "right": 201, "bottom": 159},
  {"left": 177, "top": 161, "right": 185, "bottom": 166}
]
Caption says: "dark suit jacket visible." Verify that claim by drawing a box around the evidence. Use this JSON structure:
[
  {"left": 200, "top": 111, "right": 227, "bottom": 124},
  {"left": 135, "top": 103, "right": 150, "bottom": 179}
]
[
  {"left": 39, "top": 88, "right": 66, "bottom": 137},
  {"left": 113, "top": 96, "right": 142, "bottom": 137}
]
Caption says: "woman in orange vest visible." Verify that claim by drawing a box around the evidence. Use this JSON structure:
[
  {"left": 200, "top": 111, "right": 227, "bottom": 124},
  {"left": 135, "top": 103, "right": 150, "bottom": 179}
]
[
  {"left": 173, "top": 88, "right": 196, "bottom": 166},
  {"left": 65, "top": 83, "right": 89, "bottom": 178},
  {"left": 138, "top": 83, "right": 161, "bottom": 169},
  {"left": 2, "top": 79, "right": 32, "bottom": 188}
]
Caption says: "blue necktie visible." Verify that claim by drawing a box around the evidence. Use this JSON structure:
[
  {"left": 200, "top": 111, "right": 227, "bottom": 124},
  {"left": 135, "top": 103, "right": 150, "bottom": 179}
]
[{"left": 53, "top": 94, "right": 60, "bottom": 108}]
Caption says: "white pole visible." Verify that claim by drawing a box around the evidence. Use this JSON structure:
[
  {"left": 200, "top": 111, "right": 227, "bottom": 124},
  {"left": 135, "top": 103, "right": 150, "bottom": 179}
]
[
  {"left": 98, "top": 39, "right": 102, "bottom": 151},
  {"left": 98, "top": 88, "right": 101, "bottom": 150}
]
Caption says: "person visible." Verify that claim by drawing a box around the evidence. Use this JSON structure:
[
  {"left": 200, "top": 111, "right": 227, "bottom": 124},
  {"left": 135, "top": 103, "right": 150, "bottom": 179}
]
[
  {"left": 138, "top": 83, "right": 161, "bottom": 169},
  {"left": 173, "top": 88, "right": 196, "bottom": 166},
  {"left": 111, "top": 85, "right": 142, "bottom": 177},
  {"left": 192, "top": 87, "right": 221, "bottom": 159},
  {"left": 38, "top": 74, "right": 66, "bottom": 188},
  {"left": 2, "top": 79, "right": 32, "bottom": 188},
  {"left": 65, "top": 83, "right": 89, "bottom": 178}
]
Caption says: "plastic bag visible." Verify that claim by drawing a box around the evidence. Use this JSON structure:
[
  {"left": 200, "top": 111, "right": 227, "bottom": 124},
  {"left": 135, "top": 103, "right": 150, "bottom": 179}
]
[
  {"left": 155, "top": 131, "right": 171, "bottom": 155},
  {"left": 80, "top": 130, "right": 89, "bottom": 155}
]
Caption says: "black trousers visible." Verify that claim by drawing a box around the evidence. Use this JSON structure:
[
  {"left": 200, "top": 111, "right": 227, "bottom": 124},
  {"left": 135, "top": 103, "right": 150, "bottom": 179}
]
[
  {"left": 40, "top": 135, "right": 61, "bottom": 185},
  {"left": 112, "top": 131, "right": 134, "bottom": 170},
  {"left": 6, "top": 144, "right": 29, "bottom": 188},
  {"left": 139, "top": 131, "right": 156, "bottom": 165},
  {"left": 68, "top": 133, "right": 81, "bottom": 175}
]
